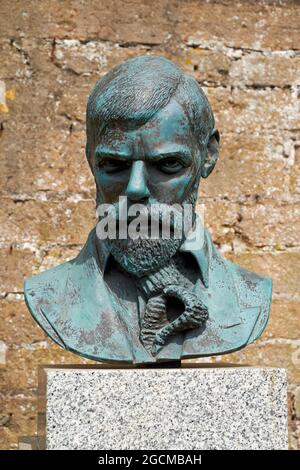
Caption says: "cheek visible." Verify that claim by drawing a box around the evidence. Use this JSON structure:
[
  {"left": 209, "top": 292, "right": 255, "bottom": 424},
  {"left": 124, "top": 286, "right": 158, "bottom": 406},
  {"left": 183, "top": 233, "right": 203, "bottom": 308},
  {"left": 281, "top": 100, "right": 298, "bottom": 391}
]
[
  {"left": 94, "top": 170, "right": 128, "bottom": 203},
  {"left": 148, "top": 173, "right": 195, "bottom": 204},
  {"left": 173, "top": 174, "right": 195, "bottom": 201}
]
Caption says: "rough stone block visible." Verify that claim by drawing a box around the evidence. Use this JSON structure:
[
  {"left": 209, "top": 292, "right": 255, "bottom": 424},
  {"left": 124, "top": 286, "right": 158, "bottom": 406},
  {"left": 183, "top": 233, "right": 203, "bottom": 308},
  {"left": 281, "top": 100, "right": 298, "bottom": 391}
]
[{"left": 229, "top": 54, "right": 300, "bottom": 88}]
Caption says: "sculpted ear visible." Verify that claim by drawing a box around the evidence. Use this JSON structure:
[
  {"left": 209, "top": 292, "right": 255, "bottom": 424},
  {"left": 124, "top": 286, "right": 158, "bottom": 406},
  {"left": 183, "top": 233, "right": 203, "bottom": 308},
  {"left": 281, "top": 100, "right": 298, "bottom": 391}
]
[{"left": 201, "top": 128, "right": 220, "bottom": 178}]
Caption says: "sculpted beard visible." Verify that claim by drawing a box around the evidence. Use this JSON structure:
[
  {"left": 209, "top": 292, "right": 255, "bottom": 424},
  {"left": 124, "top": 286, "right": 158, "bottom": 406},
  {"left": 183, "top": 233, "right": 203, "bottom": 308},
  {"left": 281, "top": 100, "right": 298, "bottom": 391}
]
[{"left": 108, "top": 193, "right": 197, "bottom": 278}]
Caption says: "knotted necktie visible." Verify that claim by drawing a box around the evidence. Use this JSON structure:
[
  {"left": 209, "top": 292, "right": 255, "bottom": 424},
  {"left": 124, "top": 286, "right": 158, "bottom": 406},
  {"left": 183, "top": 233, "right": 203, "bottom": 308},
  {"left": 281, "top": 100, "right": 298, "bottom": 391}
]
[{"left": 137, "top": 259, "right": 209, "bottom": 356}]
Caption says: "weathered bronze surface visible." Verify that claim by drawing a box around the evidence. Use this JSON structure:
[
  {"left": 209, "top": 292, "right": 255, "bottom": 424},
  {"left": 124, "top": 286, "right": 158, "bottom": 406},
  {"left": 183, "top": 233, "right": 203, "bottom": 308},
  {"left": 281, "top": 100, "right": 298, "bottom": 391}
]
[{"left": 24, "top": 56, "right": 272, "bottom": 364}]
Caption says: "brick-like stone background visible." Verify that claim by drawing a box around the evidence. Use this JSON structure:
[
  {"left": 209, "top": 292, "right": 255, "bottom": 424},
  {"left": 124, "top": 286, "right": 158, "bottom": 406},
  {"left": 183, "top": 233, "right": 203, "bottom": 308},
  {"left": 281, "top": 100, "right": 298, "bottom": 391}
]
[{"left": 0, "top": 0, "right": 299, "bottom": 450}]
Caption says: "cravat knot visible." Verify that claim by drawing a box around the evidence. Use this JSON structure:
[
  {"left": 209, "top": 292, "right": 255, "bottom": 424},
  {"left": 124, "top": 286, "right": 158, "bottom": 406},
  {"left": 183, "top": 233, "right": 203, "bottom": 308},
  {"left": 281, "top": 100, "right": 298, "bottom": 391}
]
[{"left": 137, "top": 260, "right": 209, "bottom": 356}]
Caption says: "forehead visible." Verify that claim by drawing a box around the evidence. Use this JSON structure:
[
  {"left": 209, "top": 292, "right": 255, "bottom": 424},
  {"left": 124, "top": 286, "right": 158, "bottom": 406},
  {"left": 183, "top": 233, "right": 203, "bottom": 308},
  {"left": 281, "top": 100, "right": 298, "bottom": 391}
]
[{"left": 96, "top": 99, "right": 196, "bottom": 158}]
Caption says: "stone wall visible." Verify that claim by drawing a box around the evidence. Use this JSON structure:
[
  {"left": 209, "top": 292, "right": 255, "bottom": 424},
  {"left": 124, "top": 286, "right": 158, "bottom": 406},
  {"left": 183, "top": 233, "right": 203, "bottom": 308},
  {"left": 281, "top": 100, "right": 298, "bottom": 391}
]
[{"left": 0, "top": 0, "right": 299, "bottom": 449}]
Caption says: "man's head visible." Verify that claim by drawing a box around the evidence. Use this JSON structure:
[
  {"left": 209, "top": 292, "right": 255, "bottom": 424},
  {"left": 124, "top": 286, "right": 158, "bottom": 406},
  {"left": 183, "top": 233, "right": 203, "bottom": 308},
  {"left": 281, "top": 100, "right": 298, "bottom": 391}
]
[{"left": 86, "top": 55, "right": 219, "bottom": 276}]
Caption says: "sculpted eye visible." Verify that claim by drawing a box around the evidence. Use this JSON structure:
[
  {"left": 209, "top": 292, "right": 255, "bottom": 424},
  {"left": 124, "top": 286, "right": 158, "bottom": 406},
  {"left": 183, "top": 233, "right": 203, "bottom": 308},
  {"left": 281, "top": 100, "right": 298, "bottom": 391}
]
[
  {"left": 158, "top": 158, "right": 184, "bottom": 174},
  {"left": 99, "top": 159, "right": 131, "bottom": 174}
]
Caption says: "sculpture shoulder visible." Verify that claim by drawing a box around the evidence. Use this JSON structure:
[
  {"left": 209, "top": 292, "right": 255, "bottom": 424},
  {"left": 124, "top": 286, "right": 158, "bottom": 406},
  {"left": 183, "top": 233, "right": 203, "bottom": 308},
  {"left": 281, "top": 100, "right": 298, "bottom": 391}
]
[
  {"left": 24, "top": 260, "right": 74, "bottom": 348},
  {"left": 24, "top": 228, "right": 97, "bottom": 302},
  {"left": 24, "top": 259, "right": 71, "bottom": 293},
  {"left": 225, "top": 257, "right": 272, "bottom": 344},
  {"left": 206, "top": 229, "right": 272, "bottom": 309},
  {"left": 225, "top": 258, "right": 272, "bottom": 304},
  {"left": 23, "top": 228, "right": 108, "bottom": 353}
]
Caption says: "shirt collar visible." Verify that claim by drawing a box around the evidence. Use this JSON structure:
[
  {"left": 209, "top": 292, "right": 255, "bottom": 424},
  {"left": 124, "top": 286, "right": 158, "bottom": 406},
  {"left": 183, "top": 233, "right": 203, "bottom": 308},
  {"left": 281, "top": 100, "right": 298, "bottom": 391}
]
[
  {"left": 179, "top": 214, "right": 210, "bottom": 288},
  {"left": 94, "top": 214, "right": 210, "bottom": 288}
]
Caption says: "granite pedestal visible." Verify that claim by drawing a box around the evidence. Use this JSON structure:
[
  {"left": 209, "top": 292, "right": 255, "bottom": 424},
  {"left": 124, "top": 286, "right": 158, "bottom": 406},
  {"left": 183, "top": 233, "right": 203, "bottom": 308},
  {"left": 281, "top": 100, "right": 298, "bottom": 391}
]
[{"left": 37, "top": 366, "right": 288, "bottom": 450}]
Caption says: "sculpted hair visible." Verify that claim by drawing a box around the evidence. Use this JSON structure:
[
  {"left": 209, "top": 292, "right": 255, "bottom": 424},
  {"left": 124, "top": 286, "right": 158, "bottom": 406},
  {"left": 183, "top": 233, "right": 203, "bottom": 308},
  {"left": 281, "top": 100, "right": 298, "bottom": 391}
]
[{"left": 86, "top": 55, "right": 215, "bottom": 161}]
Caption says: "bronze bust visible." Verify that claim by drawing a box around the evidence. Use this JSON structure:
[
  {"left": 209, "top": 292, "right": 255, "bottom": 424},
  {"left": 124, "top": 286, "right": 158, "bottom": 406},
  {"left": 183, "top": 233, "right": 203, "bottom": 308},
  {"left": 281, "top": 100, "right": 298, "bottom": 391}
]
[{"left": 24, "top": 56, "right": 272, "bottom": 364}]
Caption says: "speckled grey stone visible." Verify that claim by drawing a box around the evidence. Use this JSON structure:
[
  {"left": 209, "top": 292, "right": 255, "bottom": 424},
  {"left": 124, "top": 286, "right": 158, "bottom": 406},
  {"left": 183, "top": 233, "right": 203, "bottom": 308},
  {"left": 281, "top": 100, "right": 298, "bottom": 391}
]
[{"left": 45, "top": 367, "right": 288, "bottom": 450}]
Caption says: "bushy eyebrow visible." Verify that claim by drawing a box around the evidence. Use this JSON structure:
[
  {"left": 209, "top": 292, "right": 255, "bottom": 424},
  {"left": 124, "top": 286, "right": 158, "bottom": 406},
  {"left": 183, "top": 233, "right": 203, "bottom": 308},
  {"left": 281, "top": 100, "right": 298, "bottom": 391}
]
[
  {"left": 148, "top": 151, "right": 192, "bottom": 165},
  {"left": 95, "top": 145, "right": 131, "bottom": 160},
  {"left": 95, "top": 145, "right": 192, "bottom": 165}
]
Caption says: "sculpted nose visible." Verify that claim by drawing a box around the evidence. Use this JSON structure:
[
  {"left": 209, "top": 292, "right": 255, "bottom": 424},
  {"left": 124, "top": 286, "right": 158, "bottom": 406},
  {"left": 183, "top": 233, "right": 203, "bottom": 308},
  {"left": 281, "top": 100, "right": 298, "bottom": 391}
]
[{"left": 125, "top": 161, "right": 150, "bottom": 202}]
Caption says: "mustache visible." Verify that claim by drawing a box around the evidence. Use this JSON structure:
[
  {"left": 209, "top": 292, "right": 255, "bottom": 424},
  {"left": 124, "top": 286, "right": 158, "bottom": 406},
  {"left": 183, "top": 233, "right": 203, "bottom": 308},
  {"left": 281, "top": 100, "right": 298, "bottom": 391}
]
[
  {"left": 104, "top": 200, "right": 193, "bottom": 224},
  {"left": 95, "top": 195, "right": 196, "bottom": 241},
  {"left": 117, "top": 204, "right": 191, "bottom": 239}
]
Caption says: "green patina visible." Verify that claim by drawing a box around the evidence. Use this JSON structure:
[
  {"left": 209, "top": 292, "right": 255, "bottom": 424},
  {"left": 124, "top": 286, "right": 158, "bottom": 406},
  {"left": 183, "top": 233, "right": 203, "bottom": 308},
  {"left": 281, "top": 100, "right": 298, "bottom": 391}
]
[{"left": 24, "top": 56, "right": 272, "bottom": 364}]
